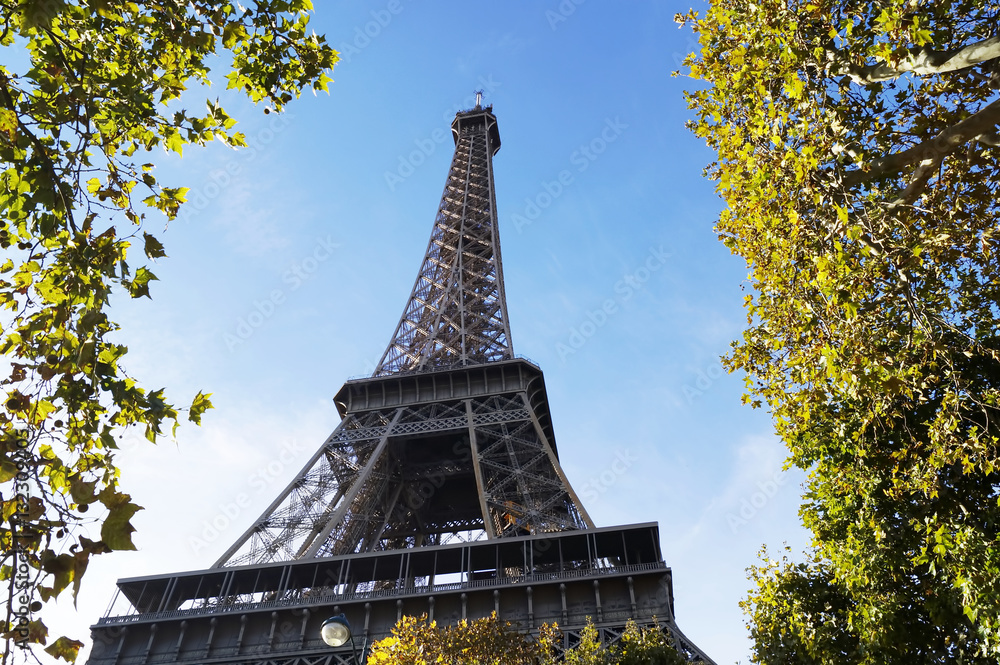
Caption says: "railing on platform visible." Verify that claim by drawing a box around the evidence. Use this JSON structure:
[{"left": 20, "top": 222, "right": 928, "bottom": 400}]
[{"left": 98, "top": 561, "right": 667, "bottom": 625}]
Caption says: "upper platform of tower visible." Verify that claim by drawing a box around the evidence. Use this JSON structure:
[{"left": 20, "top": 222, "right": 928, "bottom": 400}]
[{"left": 451, "top": 102, "right": 501, "bottom": 156}]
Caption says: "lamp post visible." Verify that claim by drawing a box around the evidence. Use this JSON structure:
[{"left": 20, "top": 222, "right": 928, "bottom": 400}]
[{"left": 320, "top": 614, "right": 360, "bottom": 664}]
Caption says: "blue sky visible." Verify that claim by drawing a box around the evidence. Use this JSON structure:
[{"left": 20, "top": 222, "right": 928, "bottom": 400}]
[{"left": 37, "top": 3, "right": 810, "bottom": 663}]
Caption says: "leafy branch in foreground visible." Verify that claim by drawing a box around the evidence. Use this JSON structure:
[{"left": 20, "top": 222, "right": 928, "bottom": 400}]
[
  {"left": 679, "top": 0, "right": 1000, "bottom": 661},
  {"left": 366, "top": 613, "right": 687, "bottom": 664},
  {"left": 0, "top": 1, "right": 336, "bottom": 661}
]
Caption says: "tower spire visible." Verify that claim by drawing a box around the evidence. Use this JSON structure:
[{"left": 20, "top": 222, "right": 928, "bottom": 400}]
[{"left": 374, "top": 103, "right": 512, "bottom": 376}]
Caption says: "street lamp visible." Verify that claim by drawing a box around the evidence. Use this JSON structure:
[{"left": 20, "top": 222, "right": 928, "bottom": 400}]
[{"left": 321, "top": 614, "right": 360, "bottom": 663}]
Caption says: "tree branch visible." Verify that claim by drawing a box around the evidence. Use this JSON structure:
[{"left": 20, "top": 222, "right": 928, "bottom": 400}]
[
  {"left": 976, "top": 132, "right": 1000, "bottom": 146},
  {"left": 842, "top": 97, "right": 1000, "bottom": 188},
  {"left": 0, "top": 74, "right": 76, "bottom": 225},
  {"left": 837, "top": 35, "right": 1000, "bottom": 84}
]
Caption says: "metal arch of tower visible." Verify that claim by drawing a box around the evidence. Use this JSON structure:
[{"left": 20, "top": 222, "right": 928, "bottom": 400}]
[
  {"left": 211, "top": 360, "right": 595, "bottom": 568},
  {"left": 374, "top": 106, "right": 513, "bottom": 375}
]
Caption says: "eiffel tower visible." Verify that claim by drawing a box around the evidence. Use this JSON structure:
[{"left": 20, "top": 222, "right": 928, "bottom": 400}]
[{"left": 87, "top": 97, "right": 715, "bottom": 664}]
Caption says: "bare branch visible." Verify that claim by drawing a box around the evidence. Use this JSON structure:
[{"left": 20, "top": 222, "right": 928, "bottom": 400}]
[
  {"left": 837, "top": 35, "right": 1000, "bottom": 83},
  {"left": 888, "top": 157, "right": 942, "bottom": 208},
  {"left": 842, "top": 97, "right": 1000, "bottom": 187}
]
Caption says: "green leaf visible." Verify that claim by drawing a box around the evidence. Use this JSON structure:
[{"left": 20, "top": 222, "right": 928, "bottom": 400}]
[
  {"left": 0, "top": 108, "right": 16, "bottom": 135},
  {"left": 41, "top": 552, "right": 75, "bottom": 596},
  {"left": 164, "top": 130, "right": 184, "bottom": 156},
  {"left": 143, "top": 232, "right": 166, "bottom": 259},
  {"left": 223, "top": 22, "right": 247, "bottom": 49},
  {"left": 188, "top": 391, "right": 214, "bottom": 425},
  {"left": 100, "top": 498, "right": 142, "bottom": 551},
  {"left": 0, "top": 458, "right": 18, "bottom": 482},
  {"left": 126, "top": 266, "right": 157, "bottom": 298},
  {"left": 69, "top": 475, "right": 98, "bottom": 505},
  {"left": 44, "top": 636, "right": 85, "bottom": 663}
]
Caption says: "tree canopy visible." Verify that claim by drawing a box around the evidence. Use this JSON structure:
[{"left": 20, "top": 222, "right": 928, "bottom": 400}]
[
  {"left": 0, "top": 1, "right": 336, "bottom": 661},
  {"left": 680, "top": 0, "right": 1000, "bottom": 661},
  {"left": 366, "top": 614, "right": 686, "bottom": 665}
]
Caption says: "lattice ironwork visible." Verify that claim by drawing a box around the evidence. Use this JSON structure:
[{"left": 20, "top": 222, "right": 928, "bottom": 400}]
[
  {"left": 472, "top": 394, "right": 587, "bottom": 537},
  {"left": 374, "top": 105, "right": 513, "bottom": 375},
  {"left": 216, "top": 387, "right": 592, "bottom": 567},
  {"left": 214, "top": 104, "right": 591, "bottom": 569},
  {"left": 214, "top": 409, "right": 399, "bottom": 567}
]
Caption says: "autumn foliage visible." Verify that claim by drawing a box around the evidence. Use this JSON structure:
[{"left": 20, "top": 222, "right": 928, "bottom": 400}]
[
  {"left": 366, "top": 614, "right": 686, "bottom": 665},
  {"left": 680, "top": 0, "right": 1000, "bottom": 661},
  {"left": 0, "top": 1, "right": 336, "bottom": 661}
]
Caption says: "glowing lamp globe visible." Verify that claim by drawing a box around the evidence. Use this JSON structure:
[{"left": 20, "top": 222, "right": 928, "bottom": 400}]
[{"left": 320, "top": 614, "right": 352, "bottom": 647}]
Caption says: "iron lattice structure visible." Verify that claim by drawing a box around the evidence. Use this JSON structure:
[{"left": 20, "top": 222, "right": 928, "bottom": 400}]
[
  {"left": 375, "top": 106, "right": 512, "bottom": 375},
  {"left": 86, "top": 101, "right": 716, "bottom": 665},
  {"left": 213, "top": 364, "right": 594, "bottom": 567},
  {"left": 213, "top": 105, "right": 592, "bottom": 569}
]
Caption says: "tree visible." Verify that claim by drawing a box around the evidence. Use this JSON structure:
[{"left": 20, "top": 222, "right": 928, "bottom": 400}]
[
  {"left": 0, "top": 1, "right": 336, "bottom": 661},
  {"left": 678, "top": 0, "right": 1000, "bottom": 661},
  {"left": 612, "top": 621, "right": 688, "bottom": 665},
  {"left": 366, "top": 613, "right": 545, "bottom": 665},
  {"left": 366, "top": 614, "right": 686, "bottom": 664}
]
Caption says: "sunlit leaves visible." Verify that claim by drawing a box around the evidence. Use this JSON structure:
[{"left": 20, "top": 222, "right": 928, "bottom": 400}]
[
  {"left": 0, "top": 0, "right": 336, "bottom": 660},
  {"left": 44, "top": 636, "right": 85, "bottom": 663},
  {"left": 366, "top": 614, "right": 685, "bottom": 665},
  {"left": 367, "top": 613, "right": 541, "bottom": 665},
  {"left": 680, "top": 0, "right": 1000, "bottom": 660},
  {"left": 188, "top": 392, "right": 214, "bottom": 426}
]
